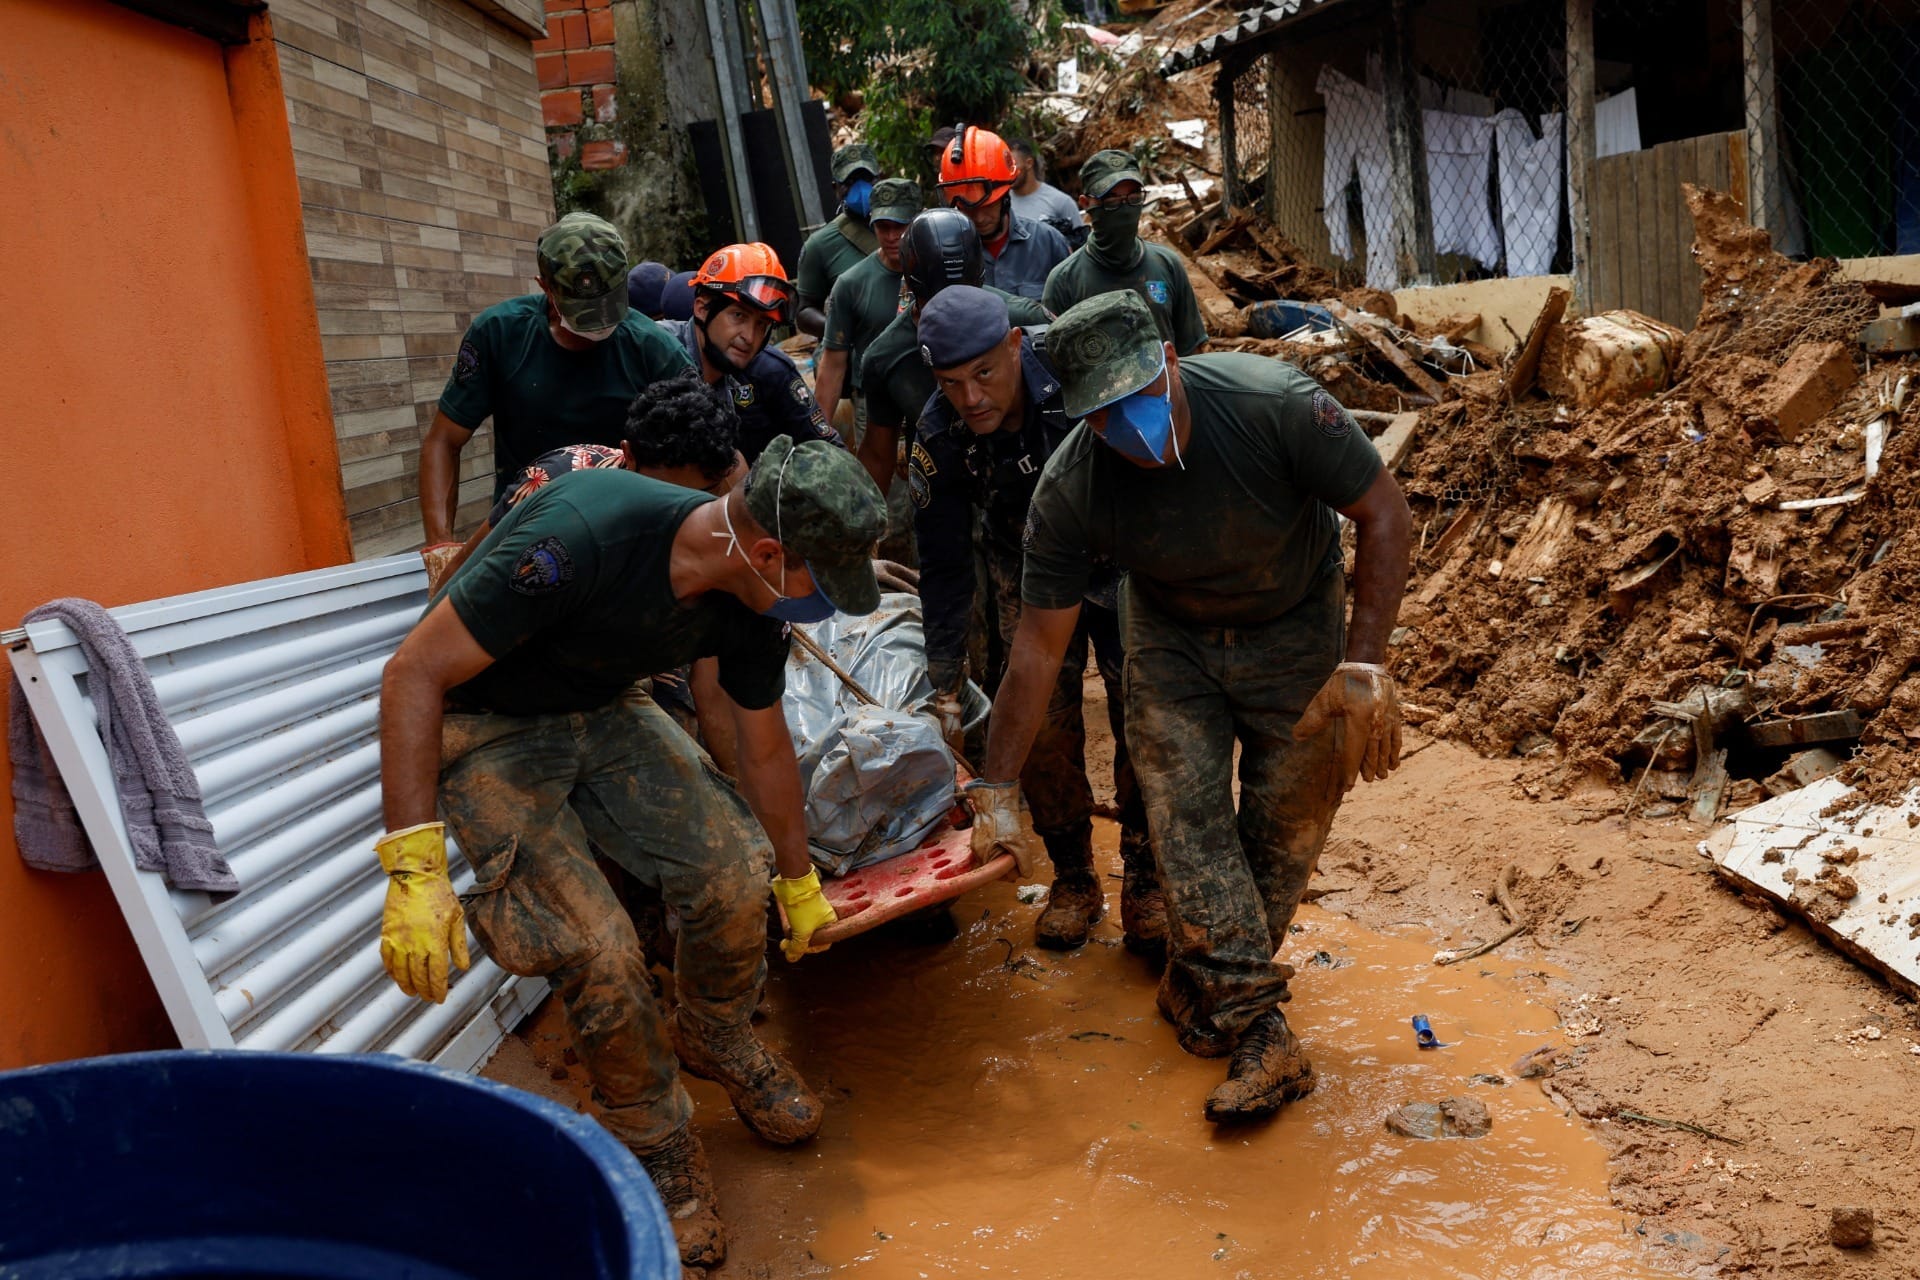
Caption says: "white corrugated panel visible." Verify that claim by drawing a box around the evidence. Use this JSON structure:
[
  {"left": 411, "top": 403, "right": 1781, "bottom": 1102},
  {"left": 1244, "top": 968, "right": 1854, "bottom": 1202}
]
[{"left": 6, "top": 556, "right": 546, "bottom": 1071}]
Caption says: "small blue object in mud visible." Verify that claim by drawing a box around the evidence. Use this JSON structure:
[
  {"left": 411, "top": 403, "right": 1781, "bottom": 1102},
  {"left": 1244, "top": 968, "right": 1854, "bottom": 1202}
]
[{"left": 1411, "top": 1014, "right": 1442, "bottom": 1048}]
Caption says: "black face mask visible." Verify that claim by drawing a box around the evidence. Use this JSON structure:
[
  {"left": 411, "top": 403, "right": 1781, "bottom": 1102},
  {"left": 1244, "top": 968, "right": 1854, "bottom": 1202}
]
[{"left": 1085, "top": 202, "right": 1144, "bottom": 271}]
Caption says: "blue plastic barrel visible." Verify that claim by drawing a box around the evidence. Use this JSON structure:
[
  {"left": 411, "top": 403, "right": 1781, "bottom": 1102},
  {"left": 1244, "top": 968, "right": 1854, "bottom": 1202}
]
[
  {"left": 1244, "top": 299, "right": 1337, "bottom": 340},
  {"left": 0, "top": 1051, "right": 677, "bottom": 1279}
]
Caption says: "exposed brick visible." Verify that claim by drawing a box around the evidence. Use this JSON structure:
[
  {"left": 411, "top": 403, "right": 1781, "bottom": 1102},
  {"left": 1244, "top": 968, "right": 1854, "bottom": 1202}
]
[
  {"left": 580, "top": 139, "right": 627, "bottom": 170},
  {"left": 532, "top": 33, "right": 561, "bottom": 52},
  {"left": 1764, "top": 341, "right": 1858, "bottom": 441},
  {"left": 583, "top": 0, "right": 611, "bottom": 8},
  {"left": 544, "top": 0, "right": 580, "bottom": 12},
  {"left": 566, "top": 48, "right": 615, "bottom": 85},
  {"left": 559, "top": 13, "right": 588, "bottom": 46},
  {"left": 551, "top": 130, "right": 577, "bottom": 161},
  {"left": 535, "top": 52, "right": 567, "bottom": 89},
  {"left": 586, "top": 8, "right": 614, "bottom": 43},
  {"left": 590, "top": 84, "right": 617, "bottom": 123},
  {"left": 541, "top": 89, "right": 584, "bottom": 127}
]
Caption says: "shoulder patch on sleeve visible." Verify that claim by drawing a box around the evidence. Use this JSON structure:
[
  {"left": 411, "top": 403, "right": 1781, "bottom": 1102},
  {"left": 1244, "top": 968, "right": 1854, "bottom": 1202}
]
[
  {"left": 1022, "top": 502, "right": 1045, "bottom": 550},
  {"left": 1311, "top": 389, "right": 1354, "bottom": 438},
  {"left": 509, "top": 535, "right": 576, "bottom": 595},
  {"left": 907, "top": 441, "right": 936, "bottom": 508},
  {"left": 453, "top": 340, "right": 480, "bottom": 383},
  {"left": 789, "top": 376, "right": 811, "bottom": 405},
  {"left": 1145, "top": 279, "right": 1169, "bottom": 305}
]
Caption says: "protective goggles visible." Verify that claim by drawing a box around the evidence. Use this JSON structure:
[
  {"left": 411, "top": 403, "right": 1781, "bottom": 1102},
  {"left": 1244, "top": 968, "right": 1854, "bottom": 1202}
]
[
  {"left": 708, "top": 274, "right": 793, "bottom": 321},
  {"left": 936, "top": 179, "right": 1011, "bottom": 212},
  {"left": 1092, "top": 189, "right": 1147, "bottom": 208}
]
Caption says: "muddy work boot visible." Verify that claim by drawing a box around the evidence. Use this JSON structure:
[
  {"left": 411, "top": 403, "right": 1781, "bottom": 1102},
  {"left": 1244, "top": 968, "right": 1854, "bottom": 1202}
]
[
  {"left": 1117, "top": 830, "right": 1167, "bottom": 956},
  {"left": 669, "top": 1011, "right": 824, "bottom": 1145},
  {"left": 1155, "top": 973, "right": 1236, "bottom": 1059},
  {"left": 633, "top": 1124, "right": 726, "bottom": 1269},
  {"left": 1034, "top": 828, "right": 1105, "bottom": 950},
  {"left": 1204, "top": 1008, "right": 1317, "bottom": 1122}
]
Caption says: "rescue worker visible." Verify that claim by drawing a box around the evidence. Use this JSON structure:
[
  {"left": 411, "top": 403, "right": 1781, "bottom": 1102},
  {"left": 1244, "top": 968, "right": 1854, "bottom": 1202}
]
[
  {"left": 627, "top": 260, "right": 673, "bottom": 320},
  {"left": 909, "top": 286, "right": 1161, "bottom": 952},
  {"left": 419, "top": 212, "right": 690, "bottom": 549},
  {"left": 966, "top": 291, "right": 1412, "bottom": 1123},
  {"left": 661, "top": 242, "right": 841, "bottom": 462},
  {"left": 856, "top": 208, "right": 1048, "bottom": 497},
  {"left": 376, "top": 436, "right": 888, "bottom": 1268},
  {"left": 1043, "top": 150, "right": 1207, "bottom": 357},
  {"left": 1007, "top": 136, "right": 1085, "bottom": 245},
  {"left": 935, "top": 125, "right": 1069, "bottom": 303},
  {"left": 814, "top": 179, "right": 924, "bottom": 430},
  {"left": 795, "top": 142, "right": 883, "bottom": 337}
]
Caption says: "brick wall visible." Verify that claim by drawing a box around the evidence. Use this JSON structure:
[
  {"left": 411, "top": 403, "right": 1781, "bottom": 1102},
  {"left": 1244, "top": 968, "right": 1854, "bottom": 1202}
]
[
  {"left": 536, "top": 0, "right": 628, "bottom": 173},
  {"left": 272, "top": 0, "right": 558, "bottom": 560}
]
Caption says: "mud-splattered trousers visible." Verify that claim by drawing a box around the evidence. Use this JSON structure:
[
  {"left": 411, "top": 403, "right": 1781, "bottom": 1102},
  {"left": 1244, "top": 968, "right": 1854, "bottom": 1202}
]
[
  {"left": 438, "top": 685, "right": 771, "bottom": 1151},
  {"left": 1121, "top": 569, "right": 1348, "bottom": 1039},
  {"left": 985, "top": 537, "right": 1149, "bottom": 868}
]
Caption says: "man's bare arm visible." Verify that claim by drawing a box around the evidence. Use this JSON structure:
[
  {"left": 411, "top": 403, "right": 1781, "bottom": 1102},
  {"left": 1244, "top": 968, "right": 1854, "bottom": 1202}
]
[
  {"left": 982, "top": 602, "right": 1083, "bottom": 783},
  {"left": 419, "top": 410, "right": 477, "bottom": 546},
  {"left": 797, "top": 300, "right": 828, "bottom": 339},
  {"left": 813, "top": 346, "right": 850, "bottom": 420},
  {"left": 379, "top": 598, "right": 495, "bottom": 829},
  {"left": 1335, "top": 468, "right": 1412, "bottom": 664},
  {"left": 730, "top": 701, "right": 813, "bottom": 880},
  {"left": 855, "top": 421, "right": 899, "bottom": 497},
  {"left": 689, "top": 657, "right": 741, "bottom": 778}
]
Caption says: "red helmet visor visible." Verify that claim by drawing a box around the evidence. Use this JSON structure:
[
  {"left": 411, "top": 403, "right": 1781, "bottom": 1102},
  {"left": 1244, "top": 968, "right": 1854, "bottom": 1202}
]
[{"left": 714, "top": 274, "right": 793, "bottom": 320}]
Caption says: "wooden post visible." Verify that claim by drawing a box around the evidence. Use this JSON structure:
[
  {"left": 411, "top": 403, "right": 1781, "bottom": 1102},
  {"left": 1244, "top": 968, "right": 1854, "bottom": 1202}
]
[
  {"left": 1381, "top": 0, "right": 1435, "bottom": 286},
  {"left": 755, "top": 0, "right": 825, "bottom": 229},
  {"left": 1742, "top": 0, "right": 1779, "bottom": 234},
  {"left": 1566, "top": 0, "right": 1596, "bottom": 308},
  {"left": 703, "top": 0, "right": 758, "bottom": 239},
  {"left": 1218, "top": 55, "right": 1242, "bottom": 211}
]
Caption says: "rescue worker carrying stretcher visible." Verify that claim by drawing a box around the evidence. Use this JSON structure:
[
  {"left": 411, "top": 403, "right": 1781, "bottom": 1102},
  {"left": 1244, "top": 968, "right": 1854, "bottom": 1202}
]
[{"left": 966, "top": 291, "right": 1413, "bottom": 1124}]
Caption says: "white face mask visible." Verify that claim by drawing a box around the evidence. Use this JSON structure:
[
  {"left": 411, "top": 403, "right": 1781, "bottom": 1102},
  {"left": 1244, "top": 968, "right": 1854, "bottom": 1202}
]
[{"left": 558, "top": 315, "right": 619, "bottom": 342}]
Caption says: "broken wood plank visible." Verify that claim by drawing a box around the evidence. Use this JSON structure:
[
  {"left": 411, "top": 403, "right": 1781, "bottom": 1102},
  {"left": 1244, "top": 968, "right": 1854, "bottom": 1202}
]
[
  {"left": 1324, "top": 300, "right": 1448, "bottom": 401},
  {"left": 1503, "top": 497, "right": 1577, "bottom": 579},
  {"left": 1194, "top": 210, "right": 1254, "bottom": 257},
  {"left": 1852, "top": 636, "right": 1919, "bottom": 711},
  {"left": 1369, "top": 411, "right": 1422, "bottom": 471},
  {"left": 1503, "top": 285, "right": 1571, "bottom": 402},
  {"left": 1441, "top": 313, "right": 1482, "bottom": 342},
  {"left": 1861, "top": 314, "right": 1920, "bottom": 355},
  {"left": 1746, "top": 709, "right": 1864, "bottom": 748},
  {"left": 1415, "top": 510, "right": 1485, "bottom": 607},
  {"left": 1690, "top": 747, "right": 1730, "bottom": 824},
  {"left": 1773, "top": 617, "right": 1871, "bottom": 647}
]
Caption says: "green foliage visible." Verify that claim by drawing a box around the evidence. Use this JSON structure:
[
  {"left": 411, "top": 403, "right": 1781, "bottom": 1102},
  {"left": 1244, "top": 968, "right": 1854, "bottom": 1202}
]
[{"left": 796, "top": 0, "right": 890, "bottom": 102}]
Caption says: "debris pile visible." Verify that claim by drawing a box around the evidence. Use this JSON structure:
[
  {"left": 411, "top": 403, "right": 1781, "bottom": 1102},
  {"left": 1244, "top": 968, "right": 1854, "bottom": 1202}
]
[{"left": 1365, "top": 185, "right": 1919, "bottom": 808}]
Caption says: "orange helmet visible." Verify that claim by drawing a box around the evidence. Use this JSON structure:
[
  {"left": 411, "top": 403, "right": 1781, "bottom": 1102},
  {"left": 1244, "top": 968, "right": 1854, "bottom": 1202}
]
[
  {"left": 691, "top": 242, "right": 793, "bottom": 320},
  {"left": 937, "top": 125, "right": 1018, "bottom": 211}
]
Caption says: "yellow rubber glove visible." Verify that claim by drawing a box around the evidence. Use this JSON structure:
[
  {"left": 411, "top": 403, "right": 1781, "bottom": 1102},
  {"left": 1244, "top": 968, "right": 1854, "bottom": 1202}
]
[
  {"left": 772, "top": 867, "right": 837, "bottom": 962},
  {"left": 963, "top": 780, "right": 1037, "bottom": 878},
  {"left": 376, "top": 822, "right": 470, "bottom": 1003},
  {"left": 1293, "top": 662, "right": 1404, "bottom": 794}
]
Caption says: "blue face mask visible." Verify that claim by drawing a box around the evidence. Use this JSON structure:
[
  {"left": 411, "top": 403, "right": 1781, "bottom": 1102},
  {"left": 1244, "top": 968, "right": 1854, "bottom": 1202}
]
[
  {"left": 843, "top": 178, "right": 874, "bottom": 219},
  {"left": 762, "top": 565, "right": 837, "bottom": 624},
  {"left": 1100, "top": 383, "right": 1177, "bottom": 467}
]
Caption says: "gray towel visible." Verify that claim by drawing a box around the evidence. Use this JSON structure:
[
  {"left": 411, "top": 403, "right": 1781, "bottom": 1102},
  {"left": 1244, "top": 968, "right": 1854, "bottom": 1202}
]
[{"left": 8, "top": 598, "right": 239, "bottom": 894}]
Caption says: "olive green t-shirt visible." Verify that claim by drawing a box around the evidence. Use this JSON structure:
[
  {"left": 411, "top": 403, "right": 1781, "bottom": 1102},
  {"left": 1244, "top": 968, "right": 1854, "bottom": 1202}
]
[
  {"left": 796, "top": 214, "right": 879, "bottom": 302},
  {"left": 437, "top": 294, "right": 693, "bottom": 500},
  {"left": 860, "top": 288, "right": 1051, "bottom": 433},
  {"left": 822, "top": 252, "right": 906, "bottom": 391},
  {"left": 443, "top": 468, "right": 789, "bottom": 715},
  {"left": 1042, "top": 242, "right": 1207, "bottom": 356},
  {"left": 1021, "top": 354, "right": 1381, "bottom": 625}
]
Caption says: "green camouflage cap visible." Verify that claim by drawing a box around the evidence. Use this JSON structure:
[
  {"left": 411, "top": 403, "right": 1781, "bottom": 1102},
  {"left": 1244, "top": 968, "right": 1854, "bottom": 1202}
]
[
  {"left": 744, "top": 435, "right": 889, "bottom": 614},
  {"left": 1049, "top": 291, "right": 1167, "bottom": 419},
  {"left": 1080, "top": 149, "right": 1145, "bottom": 199},
  {"left": 831, "top": 142, "right": 881, "bottom": 183},
  {"left": 536, "top": 212, "right": 630, "bottom": 332},
  {"left": 869, "top": 178, "right": 923, "bottom": 226}
]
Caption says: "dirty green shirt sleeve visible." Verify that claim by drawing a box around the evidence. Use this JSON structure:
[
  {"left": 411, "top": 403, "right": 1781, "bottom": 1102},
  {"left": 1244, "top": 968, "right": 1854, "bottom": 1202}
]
[
  {"left": 795, "top": 225, "right": 833, "bottom": 304},
  {"left": 1018, "top": 441, "right": 1097, "bottom": 611},
  {"left": 437, "top": 309, "right": 500, "bottom": 430},
  {"left": 446, "top": 492, "right": 603, "bottom": 660},
  {"left": 1272, "top": 379, "right": 1384, "bottom": 509},
  {"left": 1040, "top": 258, "right": 1071, "bottom": 318},
  {"left": 822, "top": 269, "right": 860, "bottom": 352},
  {"left": 712, "top": 615, "right": 790, "bottom": 711}
]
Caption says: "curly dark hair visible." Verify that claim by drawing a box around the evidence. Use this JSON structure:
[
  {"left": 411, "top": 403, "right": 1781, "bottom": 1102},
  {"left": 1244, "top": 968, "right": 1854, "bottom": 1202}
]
[{"left": 622, "top": 367, "right": 740, "bottom": 484}]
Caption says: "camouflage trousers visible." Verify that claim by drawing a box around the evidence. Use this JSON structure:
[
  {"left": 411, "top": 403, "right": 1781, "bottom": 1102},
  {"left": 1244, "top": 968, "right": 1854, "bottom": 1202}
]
[
  {"left": 439, "top": 686, "right": 771, "bottom": 1151},
  {"left": 1121, "top": 570, "right": 1348, "bottom": 1039},
  {"left": 984, "top": 541, "right": 1148, "bottom": 864}
]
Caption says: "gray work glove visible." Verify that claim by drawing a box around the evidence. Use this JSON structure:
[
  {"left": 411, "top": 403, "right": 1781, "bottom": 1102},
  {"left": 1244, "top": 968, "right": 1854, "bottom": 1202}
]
[
  {"left": 1293, "top": 662, "right": 1403, "bottom": 793},
  {"left": 932, "top": 689, "right": 967, "bottom": 757},
  {"left": 962, "top": 780, "right": 1037, "bottom": 878},
  {"left": 873, "top": 559, "right": 920, "bottom": 594}
]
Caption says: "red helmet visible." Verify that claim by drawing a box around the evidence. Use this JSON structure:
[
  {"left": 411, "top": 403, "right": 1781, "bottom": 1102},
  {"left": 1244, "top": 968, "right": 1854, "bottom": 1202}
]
[
  {"left": 936, "top": 125, "right": 1018, "bottom": 211},
  {"left": 691, "top": 242, "right": 793, "bottom": 320}
]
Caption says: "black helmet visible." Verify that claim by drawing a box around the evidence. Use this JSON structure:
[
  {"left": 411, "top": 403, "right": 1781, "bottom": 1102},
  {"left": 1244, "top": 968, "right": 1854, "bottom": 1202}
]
[{"left": 900, "top": 208, "right": 984, "bottom": 309}]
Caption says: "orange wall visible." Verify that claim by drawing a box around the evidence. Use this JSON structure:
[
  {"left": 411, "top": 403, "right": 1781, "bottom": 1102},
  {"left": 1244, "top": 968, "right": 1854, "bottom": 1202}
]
[{"left": 0, "top": 0, "right": 351, "bottom": 1067}]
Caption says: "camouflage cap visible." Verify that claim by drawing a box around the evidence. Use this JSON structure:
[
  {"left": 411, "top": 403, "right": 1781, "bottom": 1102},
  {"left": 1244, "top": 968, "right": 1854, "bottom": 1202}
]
[
  {"left": 537, "top": 212, "right": 630, "bottom": 332},
  {"left": 831, "top": 142, "right": 881, "bottom": 183},
  {"left": 869, "top": 178, "right": 924, "bottom": 226},
  {"left": 1080, "top": 149, "right": 1145, "bottom": 199},
  {"left": 1049, "top": 291, "right": 1168, "bottom": 419},
  {"left": 744, "top": 435, "right": 889, "bottom": 614}
]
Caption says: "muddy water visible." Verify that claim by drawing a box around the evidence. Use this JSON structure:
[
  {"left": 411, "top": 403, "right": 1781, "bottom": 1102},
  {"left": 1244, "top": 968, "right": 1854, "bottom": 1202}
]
[{"left": 617, "top": 826, "right": 1671, "bottom": 1280}]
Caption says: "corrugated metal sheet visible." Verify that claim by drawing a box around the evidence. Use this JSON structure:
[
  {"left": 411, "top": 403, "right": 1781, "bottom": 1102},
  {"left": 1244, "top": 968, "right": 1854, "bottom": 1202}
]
[
  {"left": 7, "top": 557, "right": 546, "bottom": 1072},
  {"left": 1158, "top": 0, "right": 1351, "bottom": 76}
]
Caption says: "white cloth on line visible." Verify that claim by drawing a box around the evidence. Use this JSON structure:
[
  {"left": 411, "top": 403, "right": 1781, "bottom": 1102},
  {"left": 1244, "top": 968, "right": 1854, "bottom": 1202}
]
[
  {"left": 1595, "top": 88, "right": 1641, "bottom": 157},
  {"left": 1494, "top": 109, "right": 1564, "bottom": 277},
  {"left": 1424, "top": 109, "right": 1500, "bottom": 270},
  {"left": 1317, "top": 66, "right": 1400, "bottom": 290}
]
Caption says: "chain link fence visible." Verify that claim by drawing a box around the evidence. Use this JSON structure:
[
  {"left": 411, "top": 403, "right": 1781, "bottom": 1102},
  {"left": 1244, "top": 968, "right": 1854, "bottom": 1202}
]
[{"left": 1221, "top": 56, "right": 1272, "bottom": 211}]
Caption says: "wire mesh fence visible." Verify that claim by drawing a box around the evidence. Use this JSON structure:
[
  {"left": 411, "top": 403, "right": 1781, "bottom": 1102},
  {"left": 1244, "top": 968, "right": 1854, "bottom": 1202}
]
[{"left": 1222, "top": 55, "right": 1272, "bottom": 211}]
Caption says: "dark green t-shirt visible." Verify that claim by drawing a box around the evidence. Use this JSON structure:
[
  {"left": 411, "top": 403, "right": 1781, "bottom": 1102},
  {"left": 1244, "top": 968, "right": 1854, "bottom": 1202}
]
[
  {"left": 860, "top": 288, "right": 1051, "bottom": 433},
  {"left": 1042, "top": 243, "right": 1207, "bottom": 356},
  {"left": 822, "top": 252, "right": 906, "bottom": 391},
  {"left": 437, "top": 294, "right": 693, "bottom": 499},
  {"left": 796, "top": 214, "right": 879, "bottom": 303},
  {"left": 443, "top": 468, "right": 789, "bottom": 715},
  {"left": 1021, "top": 354, "right": 1381, "bottom": 626}
]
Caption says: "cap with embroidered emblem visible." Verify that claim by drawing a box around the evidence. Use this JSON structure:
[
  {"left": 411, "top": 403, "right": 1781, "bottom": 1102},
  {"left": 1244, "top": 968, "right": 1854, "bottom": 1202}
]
[
  {"left": 743, "top": 436, "right": 889, "bottom": 614},
  {"left": 869, "top": 179, "right": 924, "bottom": 226},
  {"left": 830, "top": 143, "right": 881, "bottom": 183},
  {"left": 1048, "top": 290, "right": 1167, "bottom": 418},
  {"left": 916, "top": 285, "right": 1010, "bottom": 369},
  {"left": 537, "top": 212, "right": 630, "bottom": 332}
]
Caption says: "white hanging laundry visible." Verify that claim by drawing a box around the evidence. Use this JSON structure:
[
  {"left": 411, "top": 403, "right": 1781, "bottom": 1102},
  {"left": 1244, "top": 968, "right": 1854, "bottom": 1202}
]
[
  {"left": 1495, "top": 108, "right": 1564, "bottom": 277},
  {"left": 1317, "top": 66, "right": 1400, "bottom": 290},
  {"left": 1595, "top": 88, "right": 1641, "bottom": 157},
  {"left": 1424, "top": 109, "right": 1500, "bottom": 269}
]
